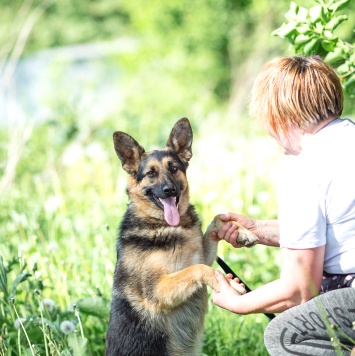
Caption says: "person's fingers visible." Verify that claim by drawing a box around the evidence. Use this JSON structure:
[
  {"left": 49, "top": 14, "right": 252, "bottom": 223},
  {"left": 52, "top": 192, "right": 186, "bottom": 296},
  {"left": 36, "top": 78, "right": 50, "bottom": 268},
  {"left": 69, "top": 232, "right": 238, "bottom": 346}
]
[
  {"left": 229, "top": 278, "right": 247, "bottom": 294},
  {"left": 214, "top": 270, "right": 231, "bottom": 288},
  {"left": 220, "top": 212, "right": 240, "bottom": 222},
  {"left": 219, "top": 213, "right": 232, "bottom": 222},
  {"left": 218, "top": 222, "right": 236, "bottom": 240},
  {"left": 229, "top": 230, "right": 244, "bottom": 248}
]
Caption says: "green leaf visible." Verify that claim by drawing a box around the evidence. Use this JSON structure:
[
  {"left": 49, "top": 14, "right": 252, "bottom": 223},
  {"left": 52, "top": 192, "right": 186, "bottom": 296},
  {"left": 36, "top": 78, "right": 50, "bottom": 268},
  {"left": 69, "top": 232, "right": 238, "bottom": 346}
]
[
  {"left": 325, "top": 15, "right": 348, "bottom": 30},
  {"left": 309, "top": 5, "right": 324, "bottom": 23},
  {"left": 68, "top": 333, "right": 89, "bottom": 356},
  {"left": 272, "top": 22, "right": 297, "bottom": 38},
  {"left": 337, "top": 62, "right": 350, "bottom": 74},
  {"left": 0, "top": 256, "right": 8, "bottom": 298},
  {"left": 297, "top": 24, "right": 311, "bottom": 34},
  {"left": 329, "top": 0, "right": 351, "bottom": 12},
  {"left": 324, "top": 46, "right": 345, "bottom": 64},
  {"left": 315, "top": 22, "right": 324, "bottom": 34},
  {"left": 343, "top": 75, "right": 355, "bottom": 94},
  {"left": 285, "top": 2, "right": 299, "bottom": 21},
  {"left": 296, "top": 6, "right": 309, "bottom": 22},
  {"left": 303, "top": 38, "right": 319, "bottom": 55},
  {"left": 294, "top": 34, "right": 310, "bottom": 45},
  {"left": 75, "top": 297, "right": 110, "bottom": 318},
  {"left": 321, "top": 40, "right": 336, "bottom": 52},
  {"left": 10, "top": 273, "right": 32, "bottom": 298}
]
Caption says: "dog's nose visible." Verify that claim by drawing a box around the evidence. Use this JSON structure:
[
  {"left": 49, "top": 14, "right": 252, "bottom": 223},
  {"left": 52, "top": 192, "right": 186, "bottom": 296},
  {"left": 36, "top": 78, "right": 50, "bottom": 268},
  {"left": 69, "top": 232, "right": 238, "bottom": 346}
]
[{"left": 163, "top": 184, "right": 177, "bottom": 197}]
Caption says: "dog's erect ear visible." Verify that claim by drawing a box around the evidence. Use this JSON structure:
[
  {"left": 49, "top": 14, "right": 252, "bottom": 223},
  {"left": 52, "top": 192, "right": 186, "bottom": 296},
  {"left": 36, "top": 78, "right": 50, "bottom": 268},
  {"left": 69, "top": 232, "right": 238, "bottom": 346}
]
[
  {"left": 166, "top": 118, "right": 193, "bottom": 167},
  {"left": 113, "top": 132, "right": 145, "bottom": 175}
]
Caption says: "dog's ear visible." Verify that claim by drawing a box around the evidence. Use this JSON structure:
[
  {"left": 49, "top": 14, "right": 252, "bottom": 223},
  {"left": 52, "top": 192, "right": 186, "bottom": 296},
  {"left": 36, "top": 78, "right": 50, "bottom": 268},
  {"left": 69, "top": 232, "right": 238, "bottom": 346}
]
[
  {"left": 113, "top": 132, "right": 145, "bottom": 175},
  {"left": 166, "top": 118, "right": 193, "bottom": 167}
]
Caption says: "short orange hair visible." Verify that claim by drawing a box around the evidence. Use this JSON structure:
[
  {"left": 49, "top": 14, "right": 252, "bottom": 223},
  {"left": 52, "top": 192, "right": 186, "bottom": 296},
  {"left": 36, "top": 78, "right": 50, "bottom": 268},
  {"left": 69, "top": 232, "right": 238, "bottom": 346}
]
[{"left": 249, "top": 56, "right": 343, "bottom": 136}]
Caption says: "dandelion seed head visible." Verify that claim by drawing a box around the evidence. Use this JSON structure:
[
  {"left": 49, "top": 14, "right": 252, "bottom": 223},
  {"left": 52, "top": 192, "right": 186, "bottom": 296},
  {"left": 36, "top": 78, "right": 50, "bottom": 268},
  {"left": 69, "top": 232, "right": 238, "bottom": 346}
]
[
  {"left": 14, "top": 318, "right": 26, "bottom": 330},
  {"left": 44, "top": 196, "right": 62, "bottom": 213},
  {"left": 60, "top": 320, "right": 75, "bottom": 335},
  {"left": 41, "top": 298, "right": 56, "bottom": 312}
]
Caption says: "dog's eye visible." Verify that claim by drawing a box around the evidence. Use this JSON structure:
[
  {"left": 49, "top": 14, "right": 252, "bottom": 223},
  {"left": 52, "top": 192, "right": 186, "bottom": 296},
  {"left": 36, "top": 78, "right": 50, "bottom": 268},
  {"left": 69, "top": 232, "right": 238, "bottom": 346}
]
[
  {"left": 170, "top": 166, "right": 178, "bottom": 173},
  {"left": 146, "top": 170, "right": 157, "bottom": 178}
]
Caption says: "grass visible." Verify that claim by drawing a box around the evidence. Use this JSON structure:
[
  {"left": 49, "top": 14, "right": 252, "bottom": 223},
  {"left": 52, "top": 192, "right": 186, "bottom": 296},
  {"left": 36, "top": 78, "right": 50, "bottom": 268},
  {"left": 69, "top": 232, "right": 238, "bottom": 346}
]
[{"left": 0, "top": 114, "right": 283, "bottom": 355}]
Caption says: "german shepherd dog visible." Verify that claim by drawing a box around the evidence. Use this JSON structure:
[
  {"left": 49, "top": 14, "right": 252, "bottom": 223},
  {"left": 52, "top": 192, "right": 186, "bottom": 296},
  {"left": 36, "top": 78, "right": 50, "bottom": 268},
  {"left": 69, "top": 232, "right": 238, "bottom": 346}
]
[{"left": 106, "top": 118, "right": 249, "bottom": 356}]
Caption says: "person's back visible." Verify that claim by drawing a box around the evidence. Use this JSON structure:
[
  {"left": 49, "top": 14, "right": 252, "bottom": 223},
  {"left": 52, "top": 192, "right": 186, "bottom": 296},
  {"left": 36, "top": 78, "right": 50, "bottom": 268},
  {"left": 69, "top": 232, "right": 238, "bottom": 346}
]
[{"left": 278, "top": 118, "right": 355, "bottom": 277}]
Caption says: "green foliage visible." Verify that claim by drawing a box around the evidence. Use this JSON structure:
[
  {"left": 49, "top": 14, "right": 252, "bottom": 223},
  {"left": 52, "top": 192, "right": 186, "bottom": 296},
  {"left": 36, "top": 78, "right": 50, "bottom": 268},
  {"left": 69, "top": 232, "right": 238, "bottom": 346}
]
[
  {"left": 273, "top": 0, "right": 355, "bottom": 96},
  {"left": 0, "top": 0, "right": 128, "bottom": 54},
  {"left": 0, "top": 256, "right": 109, "bottom": 355},
  {"left": 203, "top": 307, "right": 270, "bottom": 355}
]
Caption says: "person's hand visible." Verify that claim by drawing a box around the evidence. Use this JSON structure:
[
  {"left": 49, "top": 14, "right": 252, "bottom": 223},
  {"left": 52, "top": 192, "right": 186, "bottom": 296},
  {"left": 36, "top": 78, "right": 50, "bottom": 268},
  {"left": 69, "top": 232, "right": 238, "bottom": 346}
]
[
  {"left": 211, "top": 212, "right": 257, "bottom": 248},
  {"left": 212, "top": 271, "right": 244, "bottom": 312}
]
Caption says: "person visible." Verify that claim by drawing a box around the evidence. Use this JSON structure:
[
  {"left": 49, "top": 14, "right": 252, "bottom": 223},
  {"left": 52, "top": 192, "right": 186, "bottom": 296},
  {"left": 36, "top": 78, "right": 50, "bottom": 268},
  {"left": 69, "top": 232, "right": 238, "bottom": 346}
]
[{"left": 211, "top": 56, "right": 355, "bottom": 355}]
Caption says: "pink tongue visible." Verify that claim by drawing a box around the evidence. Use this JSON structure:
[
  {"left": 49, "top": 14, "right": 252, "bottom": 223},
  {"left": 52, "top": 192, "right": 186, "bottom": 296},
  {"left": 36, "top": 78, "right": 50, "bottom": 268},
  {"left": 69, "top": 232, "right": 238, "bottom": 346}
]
[{"left": 161, "top": 197, "right": 180, "bottom": 226}]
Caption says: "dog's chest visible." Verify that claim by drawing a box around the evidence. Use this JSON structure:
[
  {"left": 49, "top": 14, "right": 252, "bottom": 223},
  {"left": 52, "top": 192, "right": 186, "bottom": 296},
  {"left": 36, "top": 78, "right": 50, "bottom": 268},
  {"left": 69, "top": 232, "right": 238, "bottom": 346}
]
[
  {"left": 148, "top": 225, "right": 204, "bottom": 267},
  {"left": 169, "top": 229, "right": 204, "bottom": 269},
  {"left": 120, "top": 223, "right": 205, "bottom": 272}
]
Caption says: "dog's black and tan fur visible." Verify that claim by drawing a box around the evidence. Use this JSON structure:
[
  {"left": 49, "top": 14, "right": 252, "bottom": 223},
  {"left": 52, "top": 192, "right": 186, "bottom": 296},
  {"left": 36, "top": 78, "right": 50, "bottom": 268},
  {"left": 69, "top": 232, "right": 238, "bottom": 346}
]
[{"left": 106, "top": 118, "right": 248, "bottom": 356}]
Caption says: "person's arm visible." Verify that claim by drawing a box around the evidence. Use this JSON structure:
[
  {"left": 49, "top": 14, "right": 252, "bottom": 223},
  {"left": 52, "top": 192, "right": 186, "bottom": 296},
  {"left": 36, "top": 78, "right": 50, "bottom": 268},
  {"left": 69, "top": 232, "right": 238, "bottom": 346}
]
[
  {"left": 212, "top": 245, "right": 325, "bottom": 314},
  {"left": 212, "top": 212, "right": 280, "bottom": 247}
]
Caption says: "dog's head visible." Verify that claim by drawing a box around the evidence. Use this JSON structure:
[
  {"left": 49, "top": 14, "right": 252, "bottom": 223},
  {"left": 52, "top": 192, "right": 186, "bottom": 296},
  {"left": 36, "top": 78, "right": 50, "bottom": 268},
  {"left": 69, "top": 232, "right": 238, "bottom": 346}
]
[{"left": 113, "top": 118, "right": 193, "bottom": 226}]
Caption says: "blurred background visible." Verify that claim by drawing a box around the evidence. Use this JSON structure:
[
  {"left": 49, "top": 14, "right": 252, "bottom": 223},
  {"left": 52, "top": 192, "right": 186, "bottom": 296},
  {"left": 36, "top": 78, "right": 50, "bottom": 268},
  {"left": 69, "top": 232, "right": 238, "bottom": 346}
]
[{"left": 0, "top": 0, "right": 354, "bottom": 355}]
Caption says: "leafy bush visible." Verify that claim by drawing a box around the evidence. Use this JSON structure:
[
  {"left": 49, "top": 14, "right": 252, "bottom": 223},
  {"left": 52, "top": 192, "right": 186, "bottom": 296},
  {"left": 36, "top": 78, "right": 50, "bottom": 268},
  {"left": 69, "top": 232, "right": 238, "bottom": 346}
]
[{"left": 273, "top": 0, "right": 355, "bottom": 96}]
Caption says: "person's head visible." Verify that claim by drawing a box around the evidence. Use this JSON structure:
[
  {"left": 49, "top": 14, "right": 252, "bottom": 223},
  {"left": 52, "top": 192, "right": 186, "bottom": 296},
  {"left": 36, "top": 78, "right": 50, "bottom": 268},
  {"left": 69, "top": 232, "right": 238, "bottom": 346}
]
[{"left": 249, "top": 56, "right": 344, "bottom": 145}]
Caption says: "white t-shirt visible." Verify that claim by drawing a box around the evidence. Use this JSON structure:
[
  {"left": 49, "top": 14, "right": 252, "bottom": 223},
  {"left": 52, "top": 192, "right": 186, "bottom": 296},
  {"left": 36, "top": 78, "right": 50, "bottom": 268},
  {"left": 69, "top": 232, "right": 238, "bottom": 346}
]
[{"left": 278, "top": 118, "right": 355, "bottom": 274}]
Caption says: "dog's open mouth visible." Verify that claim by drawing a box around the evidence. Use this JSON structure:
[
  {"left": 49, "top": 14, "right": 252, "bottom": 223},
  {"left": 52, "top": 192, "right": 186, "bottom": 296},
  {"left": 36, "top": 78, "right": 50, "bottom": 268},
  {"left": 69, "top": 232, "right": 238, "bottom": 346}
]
[{"left": 151, "top": 195, "right": 180, "bottom": 226}]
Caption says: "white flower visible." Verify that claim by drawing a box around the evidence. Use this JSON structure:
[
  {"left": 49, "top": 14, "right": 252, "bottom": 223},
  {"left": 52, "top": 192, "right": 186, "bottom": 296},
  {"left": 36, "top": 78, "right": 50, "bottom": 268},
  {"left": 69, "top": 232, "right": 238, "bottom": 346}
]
[
  {"left": 44, "top": 196, "right": 62, "bottom": 213},
  {"left": 61, "top": 143, "right": 84, "bottom": 166},
  {"left": 14, "top": 318, "right": 26, "bottom": 330},
  {"left": 41, "top": 298, "right": 56, "bottom": 313},
  {"left": 256, "top": 191, "right": 271, "bottom": 204},
  {"left": 85, "top": 142, "right": 107, "bottom": 161},
  {"left": 247, "top": 204, "right": 261, "bottom": 217},
  {"left": 60, "top": 320, "right": 75, "bottom": 335}
]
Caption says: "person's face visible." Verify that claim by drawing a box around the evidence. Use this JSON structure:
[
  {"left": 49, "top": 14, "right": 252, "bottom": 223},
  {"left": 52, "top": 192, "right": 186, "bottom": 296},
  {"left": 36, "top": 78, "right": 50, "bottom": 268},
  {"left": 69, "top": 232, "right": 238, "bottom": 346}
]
[{"left": 269, "top": 126, "right": 304, "bottom": 156}]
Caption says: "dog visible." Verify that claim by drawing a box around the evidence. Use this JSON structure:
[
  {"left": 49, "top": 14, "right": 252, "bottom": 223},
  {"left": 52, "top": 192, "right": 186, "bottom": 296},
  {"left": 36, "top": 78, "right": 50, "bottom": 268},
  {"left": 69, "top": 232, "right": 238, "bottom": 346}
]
[{"left": 105, "top": 118, "right": 254, "bottom": 356}]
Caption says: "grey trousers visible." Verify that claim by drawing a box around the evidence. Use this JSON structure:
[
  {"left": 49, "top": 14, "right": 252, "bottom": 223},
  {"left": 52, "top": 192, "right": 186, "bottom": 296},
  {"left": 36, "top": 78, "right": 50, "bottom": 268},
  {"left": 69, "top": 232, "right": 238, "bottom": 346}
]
[{"left": 264, "top": 288, "right": 355, "bottom": 355}]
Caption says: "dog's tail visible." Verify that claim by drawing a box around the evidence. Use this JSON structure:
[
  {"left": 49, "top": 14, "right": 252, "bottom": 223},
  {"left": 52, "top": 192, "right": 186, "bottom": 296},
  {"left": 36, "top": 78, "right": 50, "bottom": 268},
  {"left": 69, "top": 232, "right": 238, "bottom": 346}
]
[{"left": 216, "top": 256, "right": 275, "bottom": 321}]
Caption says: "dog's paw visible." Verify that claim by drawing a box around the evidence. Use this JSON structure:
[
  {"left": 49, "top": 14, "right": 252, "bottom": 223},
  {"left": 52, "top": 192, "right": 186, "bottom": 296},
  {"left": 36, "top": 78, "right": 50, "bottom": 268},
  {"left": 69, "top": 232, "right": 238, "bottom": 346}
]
[
  {"left": 210, "top": 214, "right": 259, "bottom": 248},
  {"left": 210, "top": 276, "right": 221, "bottom": 293},
  {"left": 228, "top": 278, "right": 246, "bottom": 295},
  {"left": 210, "top": 214, "right": 224, "bottom": 231},
  {"left": 201, "top": 266, "right": 221, "bottom": 292},
  {"left": 236, "top": 228, "right": 259, "bottom": 247}
]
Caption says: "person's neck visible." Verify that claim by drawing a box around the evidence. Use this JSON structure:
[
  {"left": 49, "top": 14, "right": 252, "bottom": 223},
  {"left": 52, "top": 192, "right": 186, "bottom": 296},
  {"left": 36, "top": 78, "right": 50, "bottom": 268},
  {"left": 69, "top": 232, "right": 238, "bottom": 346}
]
[{"left": 305, "top": 117, "right": 338, "bottom": 135}]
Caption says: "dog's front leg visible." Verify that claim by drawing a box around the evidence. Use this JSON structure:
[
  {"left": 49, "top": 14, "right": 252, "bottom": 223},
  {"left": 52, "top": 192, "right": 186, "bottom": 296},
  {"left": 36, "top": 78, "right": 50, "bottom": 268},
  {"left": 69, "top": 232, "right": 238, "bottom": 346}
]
[
  {"left": 202, "top": 220, "right": 219, "bottom": 266},
  {"left": 155, "top": 264, "right": 219, "bottom": 309}
]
